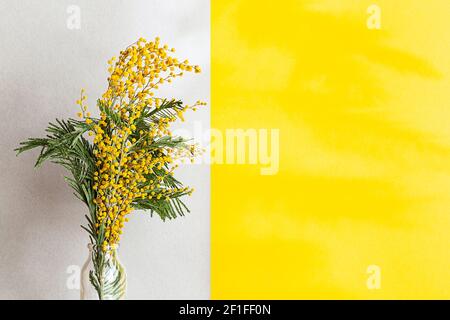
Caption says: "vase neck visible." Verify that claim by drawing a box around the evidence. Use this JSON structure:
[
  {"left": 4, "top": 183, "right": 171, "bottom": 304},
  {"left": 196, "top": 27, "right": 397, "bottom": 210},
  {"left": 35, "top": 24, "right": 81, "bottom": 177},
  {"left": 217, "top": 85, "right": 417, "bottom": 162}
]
[{"left": 87, "top": 243, "right": 118, "bottom": 255}]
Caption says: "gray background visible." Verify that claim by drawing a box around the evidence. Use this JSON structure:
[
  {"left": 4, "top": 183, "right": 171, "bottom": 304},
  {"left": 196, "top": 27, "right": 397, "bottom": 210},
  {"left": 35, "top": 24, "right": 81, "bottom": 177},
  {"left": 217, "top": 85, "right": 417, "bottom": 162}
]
[{"left": 0, "top": 0, "right": 210, "bottom": 299}]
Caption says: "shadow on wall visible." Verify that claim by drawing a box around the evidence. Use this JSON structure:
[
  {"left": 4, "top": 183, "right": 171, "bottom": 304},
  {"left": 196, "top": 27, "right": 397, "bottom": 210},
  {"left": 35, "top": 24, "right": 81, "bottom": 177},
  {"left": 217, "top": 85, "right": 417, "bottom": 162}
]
[{"left": 1, "top": 73, "right": 84, "bottom": 299}]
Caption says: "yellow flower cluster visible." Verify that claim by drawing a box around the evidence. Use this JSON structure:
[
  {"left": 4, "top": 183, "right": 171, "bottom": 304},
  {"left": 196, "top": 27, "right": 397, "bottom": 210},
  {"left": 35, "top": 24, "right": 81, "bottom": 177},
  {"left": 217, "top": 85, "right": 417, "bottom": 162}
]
[
  {"left": 103, "top": 36, "right": 201, "bottom": 105},
  {"left": 78, "top": 37, "right": 206, "bottom": 251},
  {"left": 76, "top": 89, "right": 91, "bottom": 120}
]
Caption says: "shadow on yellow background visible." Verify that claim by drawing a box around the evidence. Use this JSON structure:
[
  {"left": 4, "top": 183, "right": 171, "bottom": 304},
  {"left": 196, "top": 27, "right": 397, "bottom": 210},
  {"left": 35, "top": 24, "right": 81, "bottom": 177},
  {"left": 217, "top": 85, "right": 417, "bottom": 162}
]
[{"left": 212, "top": 0, "right": 450, "bottom": 298}]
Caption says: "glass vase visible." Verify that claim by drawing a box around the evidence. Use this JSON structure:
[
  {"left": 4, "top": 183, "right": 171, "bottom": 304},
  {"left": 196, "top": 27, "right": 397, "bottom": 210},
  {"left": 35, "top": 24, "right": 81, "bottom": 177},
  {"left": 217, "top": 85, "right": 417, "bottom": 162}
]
[{"left": 80, "top": 244, "right": 127, "bottom": 300}]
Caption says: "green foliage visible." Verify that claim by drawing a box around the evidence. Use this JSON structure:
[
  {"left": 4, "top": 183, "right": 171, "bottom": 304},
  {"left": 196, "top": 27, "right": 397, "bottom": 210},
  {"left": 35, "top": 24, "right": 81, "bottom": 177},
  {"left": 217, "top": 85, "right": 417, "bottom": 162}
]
[
  {"left": 16, "top": 119, "right": 95, "bottom": 206},
  {"left": 15, "top": 100, "right": 195, "bottom": 224}
]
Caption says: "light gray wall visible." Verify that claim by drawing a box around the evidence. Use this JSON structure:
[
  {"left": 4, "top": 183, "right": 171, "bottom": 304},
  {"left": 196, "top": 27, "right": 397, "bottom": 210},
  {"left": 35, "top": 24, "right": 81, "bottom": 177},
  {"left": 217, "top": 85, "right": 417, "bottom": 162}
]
[{"left": 0, "top": 0, "right": 210, "bottom": 299}]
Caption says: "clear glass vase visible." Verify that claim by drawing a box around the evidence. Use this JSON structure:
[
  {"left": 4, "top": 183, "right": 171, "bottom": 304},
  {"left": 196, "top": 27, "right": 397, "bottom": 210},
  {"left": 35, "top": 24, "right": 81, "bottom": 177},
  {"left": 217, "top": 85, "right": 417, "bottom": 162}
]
[{"left": 80, "top": 244, "right": 127, "bottom": 300}]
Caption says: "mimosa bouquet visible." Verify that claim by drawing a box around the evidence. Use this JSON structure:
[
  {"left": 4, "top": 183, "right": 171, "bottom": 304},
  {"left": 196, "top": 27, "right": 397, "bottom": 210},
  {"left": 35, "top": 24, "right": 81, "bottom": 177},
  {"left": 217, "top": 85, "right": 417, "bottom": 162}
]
[{"left": 16, "top": 37, "right": 205, "bottom": 299}]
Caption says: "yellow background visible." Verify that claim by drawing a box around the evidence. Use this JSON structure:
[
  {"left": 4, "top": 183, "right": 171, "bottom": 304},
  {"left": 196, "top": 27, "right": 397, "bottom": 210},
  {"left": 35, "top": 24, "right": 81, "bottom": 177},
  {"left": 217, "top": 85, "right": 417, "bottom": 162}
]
[{"left": 211, "top": 0, "right": 450, "bottom": 298}]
